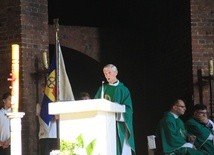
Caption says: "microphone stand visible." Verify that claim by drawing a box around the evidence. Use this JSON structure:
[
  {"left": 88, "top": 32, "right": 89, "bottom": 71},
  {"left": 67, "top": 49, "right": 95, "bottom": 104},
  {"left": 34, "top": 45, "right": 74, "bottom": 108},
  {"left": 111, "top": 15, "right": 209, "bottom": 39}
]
[{"left": 101, "top": 81, "right": 105, "bottom": 99}]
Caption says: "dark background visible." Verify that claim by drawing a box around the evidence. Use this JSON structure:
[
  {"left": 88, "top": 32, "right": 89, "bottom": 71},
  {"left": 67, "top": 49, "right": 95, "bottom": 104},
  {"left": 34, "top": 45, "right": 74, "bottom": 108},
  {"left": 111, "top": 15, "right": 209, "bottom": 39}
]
[{"left": 48, "top": 0, "right": 193, "bottom": 154}]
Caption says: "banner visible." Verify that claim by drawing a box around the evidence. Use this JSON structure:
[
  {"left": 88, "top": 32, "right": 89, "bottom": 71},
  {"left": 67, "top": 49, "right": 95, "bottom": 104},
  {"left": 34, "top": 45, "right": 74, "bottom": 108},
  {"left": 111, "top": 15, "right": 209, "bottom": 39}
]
[{"left": 40, "top": 44, "right": 74, "bottom": 126}]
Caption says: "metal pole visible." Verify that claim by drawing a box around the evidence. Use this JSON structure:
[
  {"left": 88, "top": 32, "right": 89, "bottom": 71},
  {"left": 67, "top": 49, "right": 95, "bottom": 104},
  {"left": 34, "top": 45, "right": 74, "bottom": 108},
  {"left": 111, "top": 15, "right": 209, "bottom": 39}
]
[
  {"left": 53, "top": 18, "right": 60, "bottom": 149},
  {"left": 209, "top": 76, "right": 213, "bottom": 120}
]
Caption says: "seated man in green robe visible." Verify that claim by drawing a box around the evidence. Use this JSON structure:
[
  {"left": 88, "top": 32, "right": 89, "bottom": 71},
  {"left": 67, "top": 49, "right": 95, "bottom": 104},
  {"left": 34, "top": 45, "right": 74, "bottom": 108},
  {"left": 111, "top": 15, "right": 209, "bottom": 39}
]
[
  {"left": 156, "top": 99, "right": 208, "bottom": 155},
  {"left": 185, "top": 104, "right": 214, "bottom": 154},
  {"left": 94, "top": 64, "right": 135, "bottom": 155}
]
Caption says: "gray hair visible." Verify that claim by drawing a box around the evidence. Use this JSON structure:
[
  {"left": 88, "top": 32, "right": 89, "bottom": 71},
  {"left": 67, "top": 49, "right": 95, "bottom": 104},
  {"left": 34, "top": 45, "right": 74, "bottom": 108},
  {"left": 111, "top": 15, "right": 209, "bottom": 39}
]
[{"left": 104, "top": 64, "right": 118, "bottom": 73}]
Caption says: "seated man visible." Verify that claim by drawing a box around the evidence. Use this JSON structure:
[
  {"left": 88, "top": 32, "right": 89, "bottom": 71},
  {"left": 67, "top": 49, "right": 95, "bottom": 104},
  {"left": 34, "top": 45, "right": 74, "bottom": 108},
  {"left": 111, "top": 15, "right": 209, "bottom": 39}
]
[
  {"left": 156, "top": 99, "right": 208, "bottom": 155},
  {"left": 185, "top": 104, "right": 214, "bottom": 154}
]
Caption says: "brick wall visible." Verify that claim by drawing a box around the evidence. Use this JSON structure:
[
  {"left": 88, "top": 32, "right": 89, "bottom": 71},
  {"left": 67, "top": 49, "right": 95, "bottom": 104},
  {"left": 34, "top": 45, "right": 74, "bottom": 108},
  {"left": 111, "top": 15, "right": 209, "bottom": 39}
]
[
  {"left": 49, "top": 25, "right": 100, "bottom": 61},
  {"left": 191, "top": 0, "right": 214, "bottom": 113},
  {"left": 0, "top": 0, "right": 21, "bottom": 98},
  {"left": 20, "top": 1, "right": 49, "bottom": 154},
  {"left": 0, "top": 0, "right": 49, "bottom": 154}
]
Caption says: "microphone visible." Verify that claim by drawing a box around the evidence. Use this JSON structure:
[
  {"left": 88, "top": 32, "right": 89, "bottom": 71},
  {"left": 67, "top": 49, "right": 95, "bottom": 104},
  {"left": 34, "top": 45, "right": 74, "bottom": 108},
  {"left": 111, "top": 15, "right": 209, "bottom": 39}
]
[{"left": 101, "top": 81, "right": 105, "bottom": 99}]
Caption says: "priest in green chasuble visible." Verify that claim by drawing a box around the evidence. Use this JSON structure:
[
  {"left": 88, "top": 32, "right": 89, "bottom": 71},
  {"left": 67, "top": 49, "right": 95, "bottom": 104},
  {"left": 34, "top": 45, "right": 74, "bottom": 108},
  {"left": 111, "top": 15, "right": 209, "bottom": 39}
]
[
  {"left": 156, "top": 99, "right": 208, "bottom": 155},
  {"left": 185, "top": 104, "right": 214, "bottom": 154},
  {"left": 95, "top": 64, "right": 135, "bottom": 155}
]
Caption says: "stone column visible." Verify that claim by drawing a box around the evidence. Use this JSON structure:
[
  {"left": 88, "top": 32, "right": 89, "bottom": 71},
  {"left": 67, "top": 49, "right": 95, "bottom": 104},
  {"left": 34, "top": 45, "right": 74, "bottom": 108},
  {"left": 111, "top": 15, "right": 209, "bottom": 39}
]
[{"left": 7, "top": 112, "right": 25, "bottom": 155}]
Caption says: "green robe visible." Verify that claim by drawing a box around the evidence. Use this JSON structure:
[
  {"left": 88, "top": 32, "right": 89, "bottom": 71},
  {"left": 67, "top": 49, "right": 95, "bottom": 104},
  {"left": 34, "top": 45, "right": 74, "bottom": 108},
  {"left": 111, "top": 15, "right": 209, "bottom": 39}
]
[
  {"left": 185, "top": 117, "right": 214, "bottom": 155},
  {"left": 94, "top": 81, "right": 135, "bottom": 155},
  {"left": 156, "top": 112, "right": 207, "bottom": 155}
]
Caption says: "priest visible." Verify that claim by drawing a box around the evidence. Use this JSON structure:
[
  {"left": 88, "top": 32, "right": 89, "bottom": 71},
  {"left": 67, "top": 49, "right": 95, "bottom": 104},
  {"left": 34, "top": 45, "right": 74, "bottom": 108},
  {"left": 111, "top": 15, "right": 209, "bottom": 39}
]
[
  {"left": 156, "top": 99, "right": 208, "bottom": 155},
  {"left": 185, "top": 104, "right": 214, "bottom": 154},
  {"left": 94, "top": 64, "right": 135, "bottom": 155}
]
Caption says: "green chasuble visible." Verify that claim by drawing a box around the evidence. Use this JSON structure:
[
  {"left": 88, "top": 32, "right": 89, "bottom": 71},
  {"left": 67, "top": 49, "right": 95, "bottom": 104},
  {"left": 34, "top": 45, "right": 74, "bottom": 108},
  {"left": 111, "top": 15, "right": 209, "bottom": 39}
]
[
  {"left": 156, "top": 112, "right": 208, "bottom": 155},
  {"left": 186, "top": 117, "right": 214, "bottom": 154},
  {"left": 95, "top": 81, "right": 135, "bottom": 155}
]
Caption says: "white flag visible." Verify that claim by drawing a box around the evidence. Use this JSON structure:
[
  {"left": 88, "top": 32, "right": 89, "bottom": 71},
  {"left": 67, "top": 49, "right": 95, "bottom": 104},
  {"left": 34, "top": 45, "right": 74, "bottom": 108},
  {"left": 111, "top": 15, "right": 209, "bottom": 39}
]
[{"left": 58, "top": 43, "right": 75, "bottom": 101}]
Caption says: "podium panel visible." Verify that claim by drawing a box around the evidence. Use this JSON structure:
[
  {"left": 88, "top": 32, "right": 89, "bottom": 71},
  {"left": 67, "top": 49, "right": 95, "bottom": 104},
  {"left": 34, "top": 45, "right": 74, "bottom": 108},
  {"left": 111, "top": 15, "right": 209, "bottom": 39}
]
[{"left": 49, "top": 99, "right": 125, "bottom": 155}]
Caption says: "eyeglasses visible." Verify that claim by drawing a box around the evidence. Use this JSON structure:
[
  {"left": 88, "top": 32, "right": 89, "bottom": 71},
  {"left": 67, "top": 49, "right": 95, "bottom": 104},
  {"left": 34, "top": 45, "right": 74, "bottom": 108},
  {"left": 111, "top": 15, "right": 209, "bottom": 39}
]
[{"left": 197, "top": 111, "right": 208, "bottom": 115}]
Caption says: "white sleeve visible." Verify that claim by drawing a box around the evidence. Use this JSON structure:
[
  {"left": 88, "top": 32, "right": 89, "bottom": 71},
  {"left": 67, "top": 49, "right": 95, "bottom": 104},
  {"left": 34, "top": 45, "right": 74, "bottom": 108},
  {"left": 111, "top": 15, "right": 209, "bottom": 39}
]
[
  {"left": 116, "top": 113, "right": 125, "bottom": 122},
  {"left": 208, "top": 119, "right": 214, "bottom": 131},
  {"left": 181, "top": 143, "right": 194, "bottom": 148},
  {"left": 208, "top": 134, "right": 214, "bottom": 140}
]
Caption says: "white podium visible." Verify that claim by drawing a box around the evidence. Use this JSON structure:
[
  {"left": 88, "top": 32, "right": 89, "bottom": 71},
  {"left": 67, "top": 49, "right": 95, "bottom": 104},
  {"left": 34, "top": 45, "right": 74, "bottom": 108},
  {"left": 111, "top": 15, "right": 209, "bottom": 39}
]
[{"left": 49, "top": 99, "right": 125, "bottom": 155}]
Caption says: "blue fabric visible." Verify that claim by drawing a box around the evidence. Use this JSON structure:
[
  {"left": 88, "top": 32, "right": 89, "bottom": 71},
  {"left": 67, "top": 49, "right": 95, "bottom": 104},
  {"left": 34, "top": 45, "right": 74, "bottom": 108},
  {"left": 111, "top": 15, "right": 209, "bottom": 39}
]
[{"left": 40, "top": 55, "right": 56, "bottom": 125}]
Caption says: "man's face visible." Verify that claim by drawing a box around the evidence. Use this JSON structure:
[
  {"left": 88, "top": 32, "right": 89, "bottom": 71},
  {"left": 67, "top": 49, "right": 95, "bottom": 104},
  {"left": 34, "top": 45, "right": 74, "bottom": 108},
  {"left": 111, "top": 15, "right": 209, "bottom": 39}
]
[
  {"left": 173, "top": 100, "right": 186, "bottom": 116},
  {"left": 103, "top": 67, "right": 117, "bottom": 84},
  {"left": 3, "top": 95, "right": 11, "bottom": 109},
  {"left": 194, "top": 109, "right": 208, "bottom": 122}
]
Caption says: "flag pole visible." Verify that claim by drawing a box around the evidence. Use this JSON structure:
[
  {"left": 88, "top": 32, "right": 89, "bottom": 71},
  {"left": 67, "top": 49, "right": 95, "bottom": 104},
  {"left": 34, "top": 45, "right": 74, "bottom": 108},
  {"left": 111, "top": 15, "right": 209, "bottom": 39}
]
[
  {"left": 53, "top": 18, "right": 60, "bottom": 149},
  {"left": 54, "top": 18, "right": 60, "bottom": 101}
]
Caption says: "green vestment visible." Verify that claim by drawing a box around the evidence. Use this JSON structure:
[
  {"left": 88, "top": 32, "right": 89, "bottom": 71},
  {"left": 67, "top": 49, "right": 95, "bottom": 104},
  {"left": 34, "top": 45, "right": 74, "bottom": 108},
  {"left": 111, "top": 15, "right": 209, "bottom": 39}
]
[
  {"left": 156, "top": 112, "right": 207, "bottom": 155},
  {"left": 95, "top": 81, "right": 135, "bottom": 155},
  {"left": 185, "top": 117, "right": 214, "bottom": 155}
]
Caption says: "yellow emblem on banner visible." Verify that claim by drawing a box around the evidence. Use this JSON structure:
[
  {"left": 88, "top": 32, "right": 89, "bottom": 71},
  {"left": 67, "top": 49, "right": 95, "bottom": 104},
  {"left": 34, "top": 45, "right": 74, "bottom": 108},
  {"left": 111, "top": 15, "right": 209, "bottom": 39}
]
[{"left": 45, "top": 70, "right": 56, "bottom": 101}]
